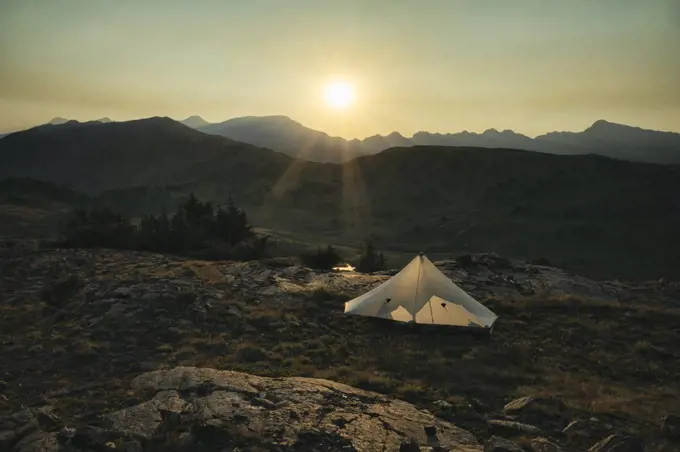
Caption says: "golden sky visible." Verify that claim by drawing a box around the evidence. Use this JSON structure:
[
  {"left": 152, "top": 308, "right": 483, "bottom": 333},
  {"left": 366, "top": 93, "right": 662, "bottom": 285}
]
[{"left": 1, "top": 0, "right": 679, "bottom": 137}]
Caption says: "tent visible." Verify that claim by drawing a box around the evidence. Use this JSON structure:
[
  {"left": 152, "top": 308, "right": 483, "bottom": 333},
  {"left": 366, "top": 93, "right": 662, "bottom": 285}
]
[{"left": 344, "top": 253, "right": 498, "bottom": 328}]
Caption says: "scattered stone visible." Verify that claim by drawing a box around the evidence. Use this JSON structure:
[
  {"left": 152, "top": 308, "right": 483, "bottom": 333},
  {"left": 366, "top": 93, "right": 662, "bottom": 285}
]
[
  {"left": 1, "top": 246, "right": 677, "bottom": 451},
  {"left": 113, "top": 287, "right": 131, "bottom": 297},
  {"left": 488, "top": 419, "right": 542, "bottom": 435},
  {"left": 529, "top": 437, "right": 564, "bottom": 452},
  {"left": 503, "top": 396, "right": 565, "bottom": 415},
  {"left": 484, "top": 435, "right": 523, "bottom": 452},
  {"left": 59, "top": 426, "right": 76, "bottom": 440},
  {"left": 106, "top": 302, "right": 129, "bottom": 318},
  {"left": 227, "top": 304, "right": 242, "bottom": 317},
  {"left": 562, "top": 418, "right": 613, "bottom": 445},
  {"left": 562, "top": 419, "right": 590, "bottom": 436},
  {"left": 0, "top": 409, "right": 39, "bottom": 449},
  {"left": 34, "top": 409, "right": 60, "bottom": 431},
  {"left": 588, "top": 434, "right": 644, "bottom": 452},
  {"left": 13, "top": 431, "right": 59, "bottom": 452}
]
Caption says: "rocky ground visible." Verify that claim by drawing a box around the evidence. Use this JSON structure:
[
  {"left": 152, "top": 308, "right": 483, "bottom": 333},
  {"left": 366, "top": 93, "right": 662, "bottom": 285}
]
[{"left": 1, "top": 242, "right": 679, "bottom": 451}]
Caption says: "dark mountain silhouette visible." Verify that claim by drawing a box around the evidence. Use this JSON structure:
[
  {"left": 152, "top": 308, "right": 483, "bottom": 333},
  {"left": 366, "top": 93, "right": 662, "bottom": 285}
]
[
  {"left": 200, "top": 116, "right": 680, "bottom": 164},
  {"left": 42, "top": 117, "right": 111, "bottom": 127},
  {"left": 0, "top": 116, "right": 679, "bottom": 280},
  {"left": 199, "top": 115, "right": 366, "bottom": 162},
  {"left": 355, "top": 131, "right": 414, "bottom": 154},
  {"left": 0, "top": 117, "right": 289, "bottom": 193},
  {"left": 180, "top": 115, "right": 212, "bottom": 129},
  {"left": 9, "top": 115, "right": 680, "bottom": 164},
  {"left": 47, "top": 117, "right": 70, "bottom": 125},
  {"left": 532, "top": 120, "right": 680, "bottom": 163}
]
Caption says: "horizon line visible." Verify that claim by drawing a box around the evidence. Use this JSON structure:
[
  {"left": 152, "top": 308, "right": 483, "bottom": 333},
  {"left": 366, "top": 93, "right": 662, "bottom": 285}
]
[{"left": 2, "top": 114, "right": 679, "bottom": 140}]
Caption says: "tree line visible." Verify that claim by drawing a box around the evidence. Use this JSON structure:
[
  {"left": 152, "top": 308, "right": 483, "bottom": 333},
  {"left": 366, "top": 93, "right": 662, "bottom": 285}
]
[
  {"left": 60, "top": 194, "right": 267, "bottom": 260},
  {"left": 60, "top": 192, "right": 387, "bottom": 271}
]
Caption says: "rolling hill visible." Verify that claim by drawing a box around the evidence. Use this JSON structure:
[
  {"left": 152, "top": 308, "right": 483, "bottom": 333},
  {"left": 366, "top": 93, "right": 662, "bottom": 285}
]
[{"left": 1, "top": 117, "right": 679, "bottom": 279}]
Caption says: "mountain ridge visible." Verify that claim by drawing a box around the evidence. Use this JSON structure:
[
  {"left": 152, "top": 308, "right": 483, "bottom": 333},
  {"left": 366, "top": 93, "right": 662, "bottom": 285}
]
[
  {"left": 196, "top": 116, "right": 680, "bottom": 164},
  {"left": 3, "top": 115, "right": 679, "bottom": 164},
  {"left": 1, "top": 116, "right": 679, "bottom": 280},
  {"left": 180, "top": 115, "right": 211, "bottom": 128}
]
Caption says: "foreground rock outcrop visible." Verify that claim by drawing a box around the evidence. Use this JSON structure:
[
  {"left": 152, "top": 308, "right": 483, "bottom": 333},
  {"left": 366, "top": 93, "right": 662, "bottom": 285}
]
[{"left": 4, "top": 366, "right": 483, "bottom": 451}]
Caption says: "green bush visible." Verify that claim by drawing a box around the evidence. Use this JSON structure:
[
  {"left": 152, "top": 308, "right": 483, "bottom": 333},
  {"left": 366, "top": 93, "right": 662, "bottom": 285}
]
[{"left": 355, "top": 241, "right": 386, "bottom": 273}]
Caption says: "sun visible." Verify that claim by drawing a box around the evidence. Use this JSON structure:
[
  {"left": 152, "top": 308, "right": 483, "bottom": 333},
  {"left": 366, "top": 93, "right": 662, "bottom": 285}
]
[{"left": 324, "top": 81, "right": 355, "bottom": 109}]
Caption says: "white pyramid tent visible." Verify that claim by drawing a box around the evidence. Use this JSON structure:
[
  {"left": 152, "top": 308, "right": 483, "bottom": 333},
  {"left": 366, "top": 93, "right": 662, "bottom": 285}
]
[{"left": 344, "top": 253, "right": 498, "bottom": 328}]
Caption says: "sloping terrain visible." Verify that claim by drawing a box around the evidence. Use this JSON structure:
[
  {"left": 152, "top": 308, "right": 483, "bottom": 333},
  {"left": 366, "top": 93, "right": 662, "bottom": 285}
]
[
  {"left": 256, "top": 146, "right": 680, "bottom": 279},
  {"left": 1, "top": 244, "right": 679, "bottom": 450},
  {"left": 5, "top": 367, "right": 483, "bottom": 451},
  {"left": 0, "top": 179, "right": 89, "bottom": 239},
  {"left": 1, "top": 119, "right": 679, "bottom": 280},
  {"left": 0, "top": 117, "right": 292, "bottom": 194}
]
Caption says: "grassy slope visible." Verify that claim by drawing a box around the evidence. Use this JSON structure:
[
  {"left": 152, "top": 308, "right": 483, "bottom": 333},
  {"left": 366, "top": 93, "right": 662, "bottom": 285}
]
[{"left": 253, "top": 147, "right": 680, "bottom": 279}]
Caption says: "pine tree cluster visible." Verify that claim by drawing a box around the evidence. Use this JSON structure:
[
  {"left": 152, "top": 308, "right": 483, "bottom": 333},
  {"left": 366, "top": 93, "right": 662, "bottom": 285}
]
[{"left": 61, "top": 194, "right": 267, "bottom": 260}]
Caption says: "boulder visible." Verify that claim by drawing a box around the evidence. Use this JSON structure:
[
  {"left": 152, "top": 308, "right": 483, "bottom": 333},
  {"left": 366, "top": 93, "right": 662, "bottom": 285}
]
[{"left": 103, "top": 366, "right": 483, "bottom": 451}]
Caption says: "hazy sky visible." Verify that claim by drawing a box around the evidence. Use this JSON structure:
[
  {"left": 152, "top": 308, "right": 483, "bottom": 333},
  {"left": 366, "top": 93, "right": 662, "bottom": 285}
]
[{"left": 1, "top": 0, "right": 679, "bottom": 137}]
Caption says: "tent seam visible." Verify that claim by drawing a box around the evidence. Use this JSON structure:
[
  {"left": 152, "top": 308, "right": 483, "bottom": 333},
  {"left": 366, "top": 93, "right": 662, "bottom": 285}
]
[{"left": 412, "top": 255, "right": 423, "bottom": 322}]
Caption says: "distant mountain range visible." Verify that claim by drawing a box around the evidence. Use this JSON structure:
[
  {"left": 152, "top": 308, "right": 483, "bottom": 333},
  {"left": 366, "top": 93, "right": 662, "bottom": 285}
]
[
  {"left": 1, "top": 116, "right": 679, "bottom": 280},
  {"left": 195, "top": 116, "right": 680, "bottom": 164},
  {"left": 180, "top": 115, "right": 212, "bottom": 129},
  {"left": 2, "top": 115, "right": 679, "bottom": 164},
  {"left": 47, "top": 116, "right": 112, "bottom": 125}
]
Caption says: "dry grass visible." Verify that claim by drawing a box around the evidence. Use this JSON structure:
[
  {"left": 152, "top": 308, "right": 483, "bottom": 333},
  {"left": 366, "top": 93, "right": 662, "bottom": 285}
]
[{"left": 1, "top": 251, "right": 679, "bottom": 448}]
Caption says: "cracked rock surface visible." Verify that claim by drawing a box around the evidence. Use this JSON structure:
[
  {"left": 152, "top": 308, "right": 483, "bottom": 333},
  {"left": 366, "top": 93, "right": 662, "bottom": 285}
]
[{"left": 102, "top": 366, "right": 482, "bottom": 451}]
